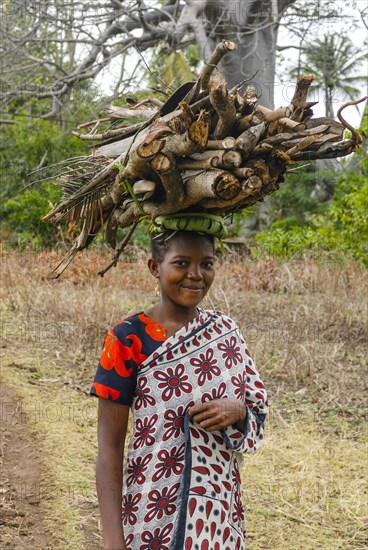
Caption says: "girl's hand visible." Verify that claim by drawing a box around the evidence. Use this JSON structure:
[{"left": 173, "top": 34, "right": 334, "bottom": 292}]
[{"left": 188, "top": 398, "right": 246, "bottom": 432}]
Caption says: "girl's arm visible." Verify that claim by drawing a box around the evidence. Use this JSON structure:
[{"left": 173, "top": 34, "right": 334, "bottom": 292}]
[
  {"left": 189, "top": 325, "right": 268, "bottom": 453},
  {"left": 96, "top": 398, "right": 130, "bottom": 550}
]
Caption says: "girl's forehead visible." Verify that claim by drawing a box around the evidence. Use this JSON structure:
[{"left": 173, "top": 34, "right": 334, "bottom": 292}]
[{"left": 167, "top": 234, "right": 214, "bottom": 255}]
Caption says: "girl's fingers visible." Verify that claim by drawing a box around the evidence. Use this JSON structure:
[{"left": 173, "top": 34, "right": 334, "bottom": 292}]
[
  {"left": 191, "top": 408, "right": 216, "bottom": 423},
  {"left": 190, "top": 403, "right": 223, "bottom": 427},
  {"left": 196, "top": 416, "right": 221, "bottom": 429},
  {"left": 189, "top": 399, "right": 245, "bottom": 430},
  {"left": 189, "top": 402, "right": 212, "bottom": 416}
]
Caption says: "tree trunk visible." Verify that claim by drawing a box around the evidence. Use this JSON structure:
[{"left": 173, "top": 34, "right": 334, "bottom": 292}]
[{"left": 201, "top": 0, "right": 296, "bottom": 109}]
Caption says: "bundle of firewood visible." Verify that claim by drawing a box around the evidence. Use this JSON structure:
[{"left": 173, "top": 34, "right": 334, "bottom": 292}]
[{"left": 43, "top": 41, "right": 366, "bottom": 277}]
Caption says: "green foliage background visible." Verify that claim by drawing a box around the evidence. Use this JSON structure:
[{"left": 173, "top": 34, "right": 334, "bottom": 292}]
[
  {"left": 1, "top": 116, "right": 89, "bottom": 247},
  {"left": 256, "top": 168, "right": 368, "bottom": 264},
  {"left": 255, "top": 127, "right": 368, "bottom": 264}
]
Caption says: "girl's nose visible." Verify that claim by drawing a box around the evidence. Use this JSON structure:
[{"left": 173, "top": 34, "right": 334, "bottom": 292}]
[{"left": 187, "top": 265, "right": 202, "bottom": 279}]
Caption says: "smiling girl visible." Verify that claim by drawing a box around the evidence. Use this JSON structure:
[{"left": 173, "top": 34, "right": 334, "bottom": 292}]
[{"left": 91, "top": 216, "right": 268, "bottom": 550}]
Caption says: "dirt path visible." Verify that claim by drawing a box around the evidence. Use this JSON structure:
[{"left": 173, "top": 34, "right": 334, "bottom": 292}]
[
  {"left": 0, "top": 380, "right": 52, "bottom": 548},
  {"left": 0, "top": 379, "right": 102, "bottom": 549}
]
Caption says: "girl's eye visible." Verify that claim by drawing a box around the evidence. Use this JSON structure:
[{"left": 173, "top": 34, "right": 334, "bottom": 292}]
[
  {"left": 203, "top": 261, "right": 214, "bottom": 268},
  {"left": 175, "top": 261, "right": 188, "bottom": 266}
]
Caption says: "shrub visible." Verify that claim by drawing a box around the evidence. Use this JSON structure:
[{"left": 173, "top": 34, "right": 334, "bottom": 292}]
[
  {"left": 255, "top": 161, "right": 368, "bottom": 265},
  {"left": 1, "top": 116, "right": 89, "bottom": 247}
]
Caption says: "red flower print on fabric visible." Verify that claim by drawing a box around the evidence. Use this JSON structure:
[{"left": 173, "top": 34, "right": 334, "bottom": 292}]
[
  {"left": 126, "top": 453, "right": 153, "bottom": 487},
  {"left": 141, "top": 523, "right": 173, "bottom": 550},
  {"left": 135, "top": 376, "right": 156, "bottom": 409},
  {"left": 202, "top": 381, "right": 227, "bottom": 402},
  {"left": 133, "top": 414, "right": 158, "bottom": 449},
  {"left": 232, "top": 487, "right": 245, "bottom": 525},
  {"left": 163, "top": 402, "right": 194, "bottom": 441},
  {"left": 91, "top": 382, "right": 120, "bottom": 401},
  {"left": 152, "top": 443, "right": 185, "bottom": 481},
  {"left": 99, "top": 329, "right": 133, "bottom": 377},
  {"left": 217, "top": 336, "right": 243, "bottom": 369},
  {"left": 122, "top": 492, "right": 141, "bottom": 525},
  {"left": 126, "top": 333, "right": 148, "bottom": 364},
  {"left": 231, "top": 371, "right": 247, "bottom": 400},
  {"left": 153, "top": 364, "right": 192, "bottom": 401},
  {"left": 138, "top": 313, "right": 167, "bottom": 342},
  {"left": 254, "top": 379, "right": 266, "bottom": 390},
  {"left": 125, "top": 533, "right": 134, "bottom": 549},
  {"left": 231, "top": 460, "right": 241, "bottom": 486},
  {"left": 144, "top": 483, "right": 180, "bottom": 522},
  {"left": 100, "top": 330, "right": 147, "bottom": 377},
  {"left": 190, "top": 348, "right": 221, "bottom": 386}
]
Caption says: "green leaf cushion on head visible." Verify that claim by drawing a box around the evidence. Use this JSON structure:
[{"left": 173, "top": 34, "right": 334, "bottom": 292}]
[{"left": 150, "top": 212, "right": 228, "bottom": 240}]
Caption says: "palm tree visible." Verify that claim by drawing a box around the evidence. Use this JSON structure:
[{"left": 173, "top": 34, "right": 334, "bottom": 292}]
[{"left": 292, "top": 33, "right": 367, "bottom": 117}]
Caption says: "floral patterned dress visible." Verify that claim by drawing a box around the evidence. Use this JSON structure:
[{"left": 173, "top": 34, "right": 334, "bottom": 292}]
[{"left": 91, "top": 309, "right": 268, "bottom": 550}]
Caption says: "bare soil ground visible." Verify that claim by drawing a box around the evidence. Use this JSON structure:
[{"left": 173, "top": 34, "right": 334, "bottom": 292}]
[
  {"left": 0, "top": 381, "right": 49, "bottom": 549},
  {"left": 0, "top": 248, "right": 367, "bottom": 549},
  {"left": 0, "top": 379, "right": 101, "bottom": 550}
]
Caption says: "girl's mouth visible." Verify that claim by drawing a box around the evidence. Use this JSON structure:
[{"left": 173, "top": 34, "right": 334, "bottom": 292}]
[{"left": 181, "top": 286, "right": 204, "bottom": 292}]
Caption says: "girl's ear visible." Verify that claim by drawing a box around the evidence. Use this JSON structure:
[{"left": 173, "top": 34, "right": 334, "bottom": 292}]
[{"left": 148, "top": 258, "right": 160, "bottom": 278}]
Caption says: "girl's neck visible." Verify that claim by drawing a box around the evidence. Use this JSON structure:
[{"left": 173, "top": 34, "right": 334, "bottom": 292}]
[{"left": 146, "top": 301, "right": 199, "bottom": 330}]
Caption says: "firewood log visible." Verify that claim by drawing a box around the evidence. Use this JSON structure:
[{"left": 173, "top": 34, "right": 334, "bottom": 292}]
[
  {"left": 184, "top": 169, "right": 242, "bottom": 202},
  {"left": 178, "top": 149, "right": 242, "bottom": 170}
]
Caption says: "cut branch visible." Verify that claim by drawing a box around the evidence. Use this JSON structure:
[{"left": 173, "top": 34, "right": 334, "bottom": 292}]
[
  {"left": 184, "top": 169, "right": 242, "bottom": 202},
  {"left": 200, "top": 40, "right": 237, "bottom": 91},
  {"left": 290, "top": 75, "right": 315, "bottom": 121},
  {"left": 209, "top": 72, "right": 237, "bottom": 139},
  {"left": 103, "top": 105, "right": 158, "bottom": 120},
  {"left": 178, "top": 150, "right": 242, "bottom": 170}
]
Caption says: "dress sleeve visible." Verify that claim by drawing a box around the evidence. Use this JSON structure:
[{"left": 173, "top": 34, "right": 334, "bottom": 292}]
[
  {"left": 221, "top": 329, "right": 268, "bottom": 454},
  {"left": 90, "top": 326, "right": 140, "bottom": 406}
]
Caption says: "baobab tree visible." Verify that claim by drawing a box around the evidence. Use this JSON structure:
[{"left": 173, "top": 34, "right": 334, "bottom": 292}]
[{"left": 2, "top": 0, "right": 348, "bottom": 119}]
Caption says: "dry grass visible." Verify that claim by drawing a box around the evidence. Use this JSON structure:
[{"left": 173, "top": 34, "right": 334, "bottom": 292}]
[
  {"left": 1, "top": 248, "right": 367, "bottom": 549},
  {"left": 244, "top": 418, "right": 367, "bottom": 549}
]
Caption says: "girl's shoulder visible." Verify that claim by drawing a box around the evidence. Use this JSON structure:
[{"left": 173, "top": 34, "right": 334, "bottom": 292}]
[
  {"left": 110, "top": 312, "right": 167, "bottom": 344},
  {"left": 112, "top": 311, "right": 143, "bottom": 329},
  {"left": 200, "top": 308, "right": 240, "bottom": 329},
  {"left": 109, "top": 312, "right": 142, "bottom": 336}
]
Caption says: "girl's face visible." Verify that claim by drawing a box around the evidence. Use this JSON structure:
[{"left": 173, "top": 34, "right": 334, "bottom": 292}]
[{"left": 149, "top": 233, "right": 216, "bottom": 310}]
